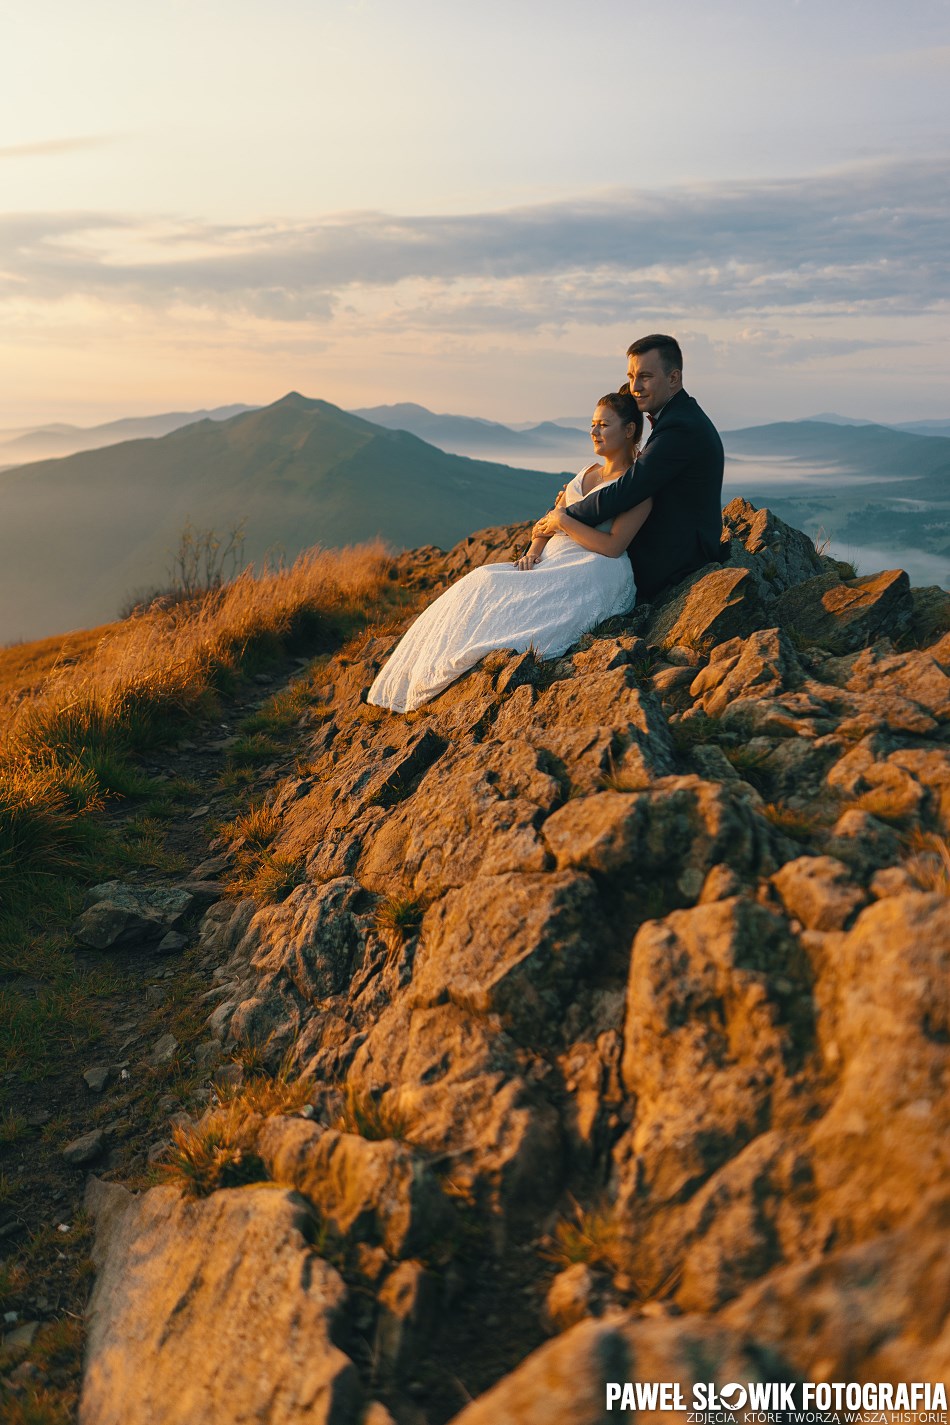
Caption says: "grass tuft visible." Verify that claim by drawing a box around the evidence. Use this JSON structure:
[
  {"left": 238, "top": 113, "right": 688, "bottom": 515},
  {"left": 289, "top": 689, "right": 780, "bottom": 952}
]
[
  {"left": 163, "top": 1103, "right": 268, "bottom": 1199},
  {"left": 761, "top": 801, "right": 819, "bottom": 844},
  {"left": 335, "top": 1085, "right": 411, "bottom": 1142},
  {"left": 373, "top": 892, "right": 427, "bottom": 943},
  {"left": 541, "top": 1197, "right": 624, "bottom": 1273}
]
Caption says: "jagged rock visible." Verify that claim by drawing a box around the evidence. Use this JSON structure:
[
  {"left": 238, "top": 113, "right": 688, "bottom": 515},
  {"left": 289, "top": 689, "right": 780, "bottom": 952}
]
[
  {"left": 643, "top": 565, "right": 764, "bottom": 650},
  {"left": 522, "top": 667, "right": 677, "bottom": 791},
  {"left": 542, "top": 777, "right": 781, "bottom": 892},
  {"left": 448, "top": 1314, "right": 794, "bottom": 1425},
  {"left": 772, "top": 568, "right": 914, "bottom": 653},
  {"left": 81, "top": 1179, "right": 360, "bottom": 1425},
  {"left": 806, "top": 892, "right": 950, "bottom": 1235},
  {"left": 721, "top": 1198, "right": 950, "bottom": 1383},
  {"left": 73, "top": 882, "right": 194, "bottom": 950},
  {"left": 771, "top": 855, "right": 868, "bottom": 931},
  {"left": 570, "top": 634, "right": 648, "bottom": 675},
  {"left": 673, "top": 1131, "right": 818, "bottom": 1313},
  {"left": 617, "top": 897, "right": 811, "bottom": 1209},
  {"left": 197, "top": 897, "right": 257, "bottom": 962},
  {"left": 223, "top": 878, "right": 378, "bottom": 1061},
  {"left": 825, "top": 807, "right": 902, "bottom": 872},
  {"left": 721, "top": 497, "right": 826, "bottom": 596},
  {"left": 357, "top": 738, "right": 560, "bottom": 894},
  {"left": 148, "top": 1034, "right": 179, "bottom": 1067},
  {"left": 908, "top": 584, "right": 950, "bottom": 647},
  {"left": 688, "top": 627, "right": 803, "bottom": 718},
  {"left": 83, "top": 1067, "right": 111, "bottom": 1093},
  {"left": 101, "top": 501, "right": 947, "bottom": 1420},
  {"left": 347, "top": 1001, "right": 563, "bottom": 1229},
  {"left": 156, "top": 930, "right": 188, "bottom": 954},
  {"left": 255, "top": 1118, "right": 453, "bottom": 1260},
  {"left": 411, "top": 871, "right": 599, "bottom": 1042}
]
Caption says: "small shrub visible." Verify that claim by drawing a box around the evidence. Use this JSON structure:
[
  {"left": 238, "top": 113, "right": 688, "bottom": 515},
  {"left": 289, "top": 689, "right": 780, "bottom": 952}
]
[
  {"left": 226, "top": 732, "right": 282, "bottom": 767},
  {"left": 217, "top": 1057, "right": 313, "bottom": 1118},
  {"left": 239, "top": 685, "right": 311, "bottom": 737},
  {"left": 0, "top": 1110, "right": 28, "bottom": 1145}
]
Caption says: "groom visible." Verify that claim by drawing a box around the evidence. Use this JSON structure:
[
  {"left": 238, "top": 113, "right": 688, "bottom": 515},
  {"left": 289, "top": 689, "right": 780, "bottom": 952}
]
[{"left": 553, "top": 334, "right": 724, "bottom": 603}]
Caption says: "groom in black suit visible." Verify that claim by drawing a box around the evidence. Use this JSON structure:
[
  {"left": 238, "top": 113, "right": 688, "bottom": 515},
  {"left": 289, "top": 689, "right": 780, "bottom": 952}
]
[{"left": 561, "top": 334, "right": 724, "bottom": 602}]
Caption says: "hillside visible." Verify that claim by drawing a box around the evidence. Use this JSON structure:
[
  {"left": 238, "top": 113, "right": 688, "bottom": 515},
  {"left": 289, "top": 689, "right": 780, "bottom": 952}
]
[
  {"left": 0, "top": 395, "right": 561, "bottom": 643},
  {"left": 3, "top": 498, "right": 947, "bottom": 1422}
]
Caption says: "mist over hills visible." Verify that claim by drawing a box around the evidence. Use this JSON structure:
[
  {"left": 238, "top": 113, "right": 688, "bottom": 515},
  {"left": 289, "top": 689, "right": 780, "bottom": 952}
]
[
  {"left": 352, "top": 401, "right": 589, "bottom": 468},
  {"left": 0, "top": 404, "right": 255, "bottom": 467},
  {"left": 721, "top": 419, "right": 950, "bottom": 588},
  {"left": 0, "top": 395, "right": 561, "bottom": 644}
]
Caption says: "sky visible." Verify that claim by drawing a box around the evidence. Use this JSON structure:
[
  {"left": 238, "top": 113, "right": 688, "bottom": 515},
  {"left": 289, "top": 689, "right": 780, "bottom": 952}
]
[{"left": 1, "top": 0, "right": 949, "bottom": 431}]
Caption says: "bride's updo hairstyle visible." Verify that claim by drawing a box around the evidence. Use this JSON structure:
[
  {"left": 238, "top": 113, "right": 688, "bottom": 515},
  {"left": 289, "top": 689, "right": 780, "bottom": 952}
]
[{"left": 594, "top": 387, "right": 644, "bottom": 448}]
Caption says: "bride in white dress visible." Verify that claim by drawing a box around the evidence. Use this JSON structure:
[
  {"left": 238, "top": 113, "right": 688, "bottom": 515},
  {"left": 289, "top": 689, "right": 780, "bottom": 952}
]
[{"left": 367, "top": 390, "right": 652, "bottom": 713}]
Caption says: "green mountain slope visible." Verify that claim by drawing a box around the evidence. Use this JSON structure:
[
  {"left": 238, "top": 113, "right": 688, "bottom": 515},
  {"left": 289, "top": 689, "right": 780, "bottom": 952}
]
[{"left": 0, "top": 394, "right": 563, "bottom": 643}]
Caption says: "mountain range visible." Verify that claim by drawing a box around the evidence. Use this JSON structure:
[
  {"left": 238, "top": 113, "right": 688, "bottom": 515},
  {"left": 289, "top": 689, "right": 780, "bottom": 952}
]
[{"left": 0, "top": 395, "right": 561, "bottom": 644}]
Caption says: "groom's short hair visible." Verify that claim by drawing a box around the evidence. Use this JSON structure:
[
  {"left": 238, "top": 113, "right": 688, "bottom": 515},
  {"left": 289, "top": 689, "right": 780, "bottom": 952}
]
[{"left": 627, "top": 334, "right": 683, "bottom": 374}]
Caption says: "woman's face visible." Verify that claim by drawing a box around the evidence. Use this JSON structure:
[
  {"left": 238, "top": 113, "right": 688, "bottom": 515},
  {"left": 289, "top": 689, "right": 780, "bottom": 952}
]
[{"left": 590, "top": 404, "right": 632, "bottom": 458}]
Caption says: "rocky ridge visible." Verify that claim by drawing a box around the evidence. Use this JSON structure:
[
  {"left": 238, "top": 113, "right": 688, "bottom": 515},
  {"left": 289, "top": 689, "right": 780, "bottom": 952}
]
[{"left": 78, "top": 497, "right": 950, "bottom": 1424}]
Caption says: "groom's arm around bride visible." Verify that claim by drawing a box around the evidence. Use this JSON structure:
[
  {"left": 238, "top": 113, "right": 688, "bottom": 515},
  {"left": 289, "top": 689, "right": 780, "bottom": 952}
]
[{"left": 563, "top": 335, "right": 725, "bottom": 603}]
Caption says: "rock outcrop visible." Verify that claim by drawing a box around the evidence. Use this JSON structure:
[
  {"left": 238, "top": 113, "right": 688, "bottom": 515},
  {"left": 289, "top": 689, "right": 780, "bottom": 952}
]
[{"left": 80, "top": 498, "right": 950, "bottom": 1424}]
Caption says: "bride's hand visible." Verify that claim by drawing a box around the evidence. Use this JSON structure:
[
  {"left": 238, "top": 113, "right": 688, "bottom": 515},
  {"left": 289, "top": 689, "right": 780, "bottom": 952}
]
[
  {"left": 515, "top": 551, "right": 540, "bottom": 571},
  {"left": 532, "top": 511, "right": 561, "bottom": 540},
  {"left": 554, "top": 485, "right": 568, "bottom": 509}
]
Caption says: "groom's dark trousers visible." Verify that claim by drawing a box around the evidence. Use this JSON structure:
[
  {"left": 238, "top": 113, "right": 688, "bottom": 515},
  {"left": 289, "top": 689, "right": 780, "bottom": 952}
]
[{"left": 565, "top": 388, "right": 724, "bottom": 603}]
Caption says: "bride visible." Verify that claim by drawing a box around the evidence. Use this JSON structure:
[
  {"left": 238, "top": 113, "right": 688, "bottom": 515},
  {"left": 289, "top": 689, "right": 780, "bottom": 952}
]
[{"left": 367, "top": 389, "right": 652, "bottom": 712}]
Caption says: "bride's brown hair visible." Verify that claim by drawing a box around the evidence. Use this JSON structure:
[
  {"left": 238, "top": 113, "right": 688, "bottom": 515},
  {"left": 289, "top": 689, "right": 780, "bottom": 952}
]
[{"left": 594, "top": 387, "right": 643, "bottom": 447}]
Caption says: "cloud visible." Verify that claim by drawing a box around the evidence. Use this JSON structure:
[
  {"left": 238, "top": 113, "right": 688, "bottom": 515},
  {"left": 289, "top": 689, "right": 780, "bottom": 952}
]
[
  {"left": 0, "top": 135, "right": 115, "bottom": 160},
  {"left": 1, "top": 153, "right": 948, "bottom": 330}
]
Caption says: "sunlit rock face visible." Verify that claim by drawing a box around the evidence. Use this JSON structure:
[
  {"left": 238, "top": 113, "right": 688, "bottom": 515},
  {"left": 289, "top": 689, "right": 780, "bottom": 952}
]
[{"left": 82, "top": 501, "right": 950, "bottom": 1424}]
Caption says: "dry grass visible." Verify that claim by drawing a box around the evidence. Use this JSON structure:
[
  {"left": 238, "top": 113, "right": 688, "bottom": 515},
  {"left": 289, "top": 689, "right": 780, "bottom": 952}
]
[
  {"left": 163, "top": 1102, "right": 268, "bottom": 1199},
  {"left": 541, "top": 1197, "right": 625, "bottom": 1273},
  {"left": 0, "top": 543, "right": 391, "bottom": 899},
  {"left": 335, "top": 1085, "right": 411, "bottom": 1142},
  {"left": 905, "top": 833, "right": 950, "bottom": 895},
  {"left": 373, "top": 891, "right": 427, "bottom": 944},
  {"left": 761, "top": 801, "right": 819, "bottom": 844}
]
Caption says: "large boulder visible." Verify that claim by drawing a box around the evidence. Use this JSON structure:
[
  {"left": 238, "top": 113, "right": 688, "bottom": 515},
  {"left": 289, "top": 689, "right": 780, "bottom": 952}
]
[{"left": 81, "top": 1179, "right": 360, "bottom": 1425}]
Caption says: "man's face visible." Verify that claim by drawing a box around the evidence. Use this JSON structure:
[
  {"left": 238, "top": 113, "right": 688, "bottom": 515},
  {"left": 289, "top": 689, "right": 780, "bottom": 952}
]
[{"left": 627, "top": 350, "right": 681, "bottom": 416}]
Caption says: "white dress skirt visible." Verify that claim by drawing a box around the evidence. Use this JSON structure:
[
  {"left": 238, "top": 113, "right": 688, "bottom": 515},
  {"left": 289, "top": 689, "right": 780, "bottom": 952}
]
[{"left": 367, "top": 466, "right": 635, "bottom": 712}]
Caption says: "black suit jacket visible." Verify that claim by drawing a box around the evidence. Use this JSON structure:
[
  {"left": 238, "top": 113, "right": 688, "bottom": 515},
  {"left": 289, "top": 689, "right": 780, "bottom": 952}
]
[{"left": 565, "top": 389, "right": 724, "bottom": 602}]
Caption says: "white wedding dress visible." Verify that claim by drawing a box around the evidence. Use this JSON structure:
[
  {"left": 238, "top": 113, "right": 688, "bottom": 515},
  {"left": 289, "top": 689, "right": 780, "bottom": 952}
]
[{"left": 367, "top": 465, "right": 635, "bottom": 712}]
